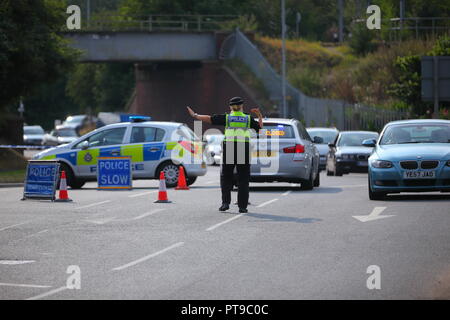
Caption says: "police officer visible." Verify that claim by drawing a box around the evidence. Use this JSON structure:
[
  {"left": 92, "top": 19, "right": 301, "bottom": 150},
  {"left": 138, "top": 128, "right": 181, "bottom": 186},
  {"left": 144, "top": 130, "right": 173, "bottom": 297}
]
[{"left": 187, "top": 97, "right": 262, "bottom": 213}]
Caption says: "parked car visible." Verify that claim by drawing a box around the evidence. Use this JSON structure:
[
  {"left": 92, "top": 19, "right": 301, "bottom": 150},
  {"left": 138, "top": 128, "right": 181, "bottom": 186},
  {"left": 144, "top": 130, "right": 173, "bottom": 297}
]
[
  {"left": 42, "top": 128, "right": 79, "bottom": 146},
  {"left": 23, "top": 125, "right": 45, "bottom": 145},
  {"left": 367, "top": 119, "right": 450, "bottom": 200},
  {"left": 326, "top": 131, "right": 379, "bottom": 176},
  {"left": 204, "top": 134, "right": 224, "bottom": 165},
  {"left": 57, "top": 114, "right": 97, "bottom": 136},
  {"left": 247, "top": 118, "right": 321, "bottom": 190},
  {"left": 33, "top": 117, "right": 207, "bottom": 189},
  {"left": 307, "top": 127, "right": 339, "bottom": 170}
]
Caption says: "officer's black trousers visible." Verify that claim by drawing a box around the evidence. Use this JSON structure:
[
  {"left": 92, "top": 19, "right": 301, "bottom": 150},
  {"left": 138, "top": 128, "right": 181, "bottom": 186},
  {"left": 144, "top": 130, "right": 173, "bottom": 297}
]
[{"left": 220, "top": 164, "right": 250, "bottom": 209}]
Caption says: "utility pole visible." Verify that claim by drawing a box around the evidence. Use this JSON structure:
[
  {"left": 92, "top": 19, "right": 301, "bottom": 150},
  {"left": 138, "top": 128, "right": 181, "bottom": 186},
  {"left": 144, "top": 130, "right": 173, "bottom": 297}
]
[
  {"left": 296, "top": 12, "right": 301, "bottom": 38},
  {"left": 87, "top": 0, "right": 91, "bottom": 27},
  {"left": 338, "top": 0, "right": 344, "bottom": 43},
  {"left": 281, "top": 0, "right": 287, "bottom": 118},
  {"left": 399, "top": 0, "right": 405, "bottom": 31}
]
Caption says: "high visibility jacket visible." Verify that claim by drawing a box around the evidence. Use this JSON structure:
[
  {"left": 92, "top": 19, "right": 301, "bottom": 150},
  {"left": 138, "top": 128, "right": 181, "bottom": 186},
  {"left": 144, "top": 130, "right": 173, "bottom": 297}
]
[{"left": 224, "top": 111, "right": 251, "bottom": 143}]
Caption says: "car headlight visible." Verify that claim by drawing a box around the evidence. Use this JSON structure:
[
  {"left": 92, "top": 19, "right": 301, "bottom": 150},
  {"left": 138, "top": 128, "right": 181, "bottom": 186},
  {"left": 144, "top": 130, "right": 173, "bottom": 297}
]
[{"left": 371, "top": 160, "right": 393, "bottom": 168}]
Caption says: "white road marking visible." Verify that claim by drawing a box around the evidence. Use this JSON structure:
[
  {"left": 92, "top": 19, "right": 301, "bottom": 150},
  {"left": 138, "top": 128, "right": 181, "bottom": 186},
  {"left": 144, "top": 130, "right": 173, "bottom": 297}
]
[
  {"left": 112, "top": 242, "right": 184, "bottom": 271},
  {"left": 353, "top": 207, "right": 395, "bottom": 222},
  {"left": 0, "top": 221, "right": 31, "bottom": 232},
  {"left": 85, "top": 217, "right": 116, "bottom": 225},
  {"left": 206, "top": 214, "right": 245, "bottom": 231},
  {"left": 0, "top": 282, "right": 51, "bottom": 289},
  {"left": 76, "top": 200, "right": 111, "bottom": 210},
  {"left": 282, "top": 190, "right": 292, "bottom": 196},
  {"left": 128, "top": 191, "right": 157, "bottom": 198},
  {"left": 0, "top": 260, "right": 35, "bottom": 265},
  {"left": 131, "top": 209, "right": 165, "bottom": 221},
  {"left": 257, "top": 198, "right": 279, "bottom": 208},
  {"left": 328, "top": 184, "right": 366, "bottom": 188},
  {"left": 26, "top": 286, "right": 68, "bottom": 300},
  {"left": 205, "top": 181, "right": 216, "bottom": 185}
]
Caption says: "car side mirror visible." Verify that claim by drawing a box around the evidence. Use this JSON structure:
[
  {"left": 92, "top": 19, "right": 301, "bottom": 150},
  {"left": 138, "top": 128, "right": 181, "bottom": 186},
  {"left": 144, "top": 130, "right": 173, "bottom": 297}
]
[
  {"left": 362, "top": 139, "right": 376, "bottom": 148},
  {"left": 328, "top": 143, "right": 335, "bottom": 148},
  {"left": 80, "top": 141, "right": 89, "bottom": 150},
  {"left": 313, "top": 136, "right": 324, "bottom": 144}
]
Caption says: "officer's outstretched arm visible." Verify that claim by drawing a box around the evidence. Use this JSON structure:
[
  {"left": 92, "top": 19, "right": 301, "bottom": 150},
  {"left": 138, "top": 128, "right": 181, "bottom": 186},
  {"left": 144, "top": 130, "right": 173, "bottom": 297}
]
[
  {"left": 186, "top": 106, "right": 212, "bottom": 124},
  {"left": 251, "top": 108, "right": 263, "bottom": 129}
]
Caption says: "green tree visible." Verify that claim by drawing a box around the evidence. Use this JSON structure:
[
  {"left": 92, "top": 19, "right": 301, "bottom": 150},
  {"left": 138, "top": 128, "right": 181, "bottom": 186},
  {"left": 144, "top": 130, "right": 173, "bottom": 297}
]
[{"left": 0, "top": 0, "right": 79, "bottom": 120}]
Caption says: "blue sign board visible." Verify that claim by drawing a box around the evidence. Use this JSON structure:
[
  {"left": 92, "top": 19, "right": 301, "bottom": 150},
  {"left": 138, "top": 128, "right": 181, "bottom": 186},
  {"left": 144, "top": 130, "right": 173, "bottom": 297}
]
[
  {"left": 97, "top": 157, "right": 132, "bottom": 190},
  {"left": 23, "top": 161, "right": 60, "bottom": 200}
]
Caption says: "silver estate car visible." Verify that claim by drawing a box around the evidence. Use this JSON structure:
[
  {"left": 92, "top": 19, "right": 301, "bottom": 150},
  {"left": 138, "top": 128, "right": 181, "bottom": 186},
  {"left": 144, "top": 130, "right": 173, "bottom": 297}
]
[{"left": 248, "top": 118, "right": 321, "bottom": 190}]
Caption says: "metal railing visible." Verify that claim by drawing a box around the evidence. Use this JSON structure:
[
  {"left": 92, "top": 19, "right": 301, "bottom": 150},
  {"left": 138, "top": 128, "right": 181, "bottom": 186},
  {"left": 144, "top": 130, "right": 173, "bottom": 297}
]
[
  {"left": 222, "top": 30, "right": 408, "bottom": 130},
  {"left": 71, "top": 14, "right": 239, "bottom": 32},
  {"left": 353, "top": 17, "right": 450, "bottom": 41}
]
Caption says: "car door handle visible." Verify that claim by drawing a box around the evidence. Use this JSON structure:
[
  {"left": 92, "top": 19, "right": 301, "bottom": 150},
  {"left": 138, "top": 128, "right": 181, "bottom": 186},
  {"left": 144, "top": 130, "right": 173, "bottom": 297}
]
[
  {"left": 111, "top": 151, "right": 120, "bottom": 156},
  {"left": 149, "top": 148, "right": 160, "bottom": 152}
]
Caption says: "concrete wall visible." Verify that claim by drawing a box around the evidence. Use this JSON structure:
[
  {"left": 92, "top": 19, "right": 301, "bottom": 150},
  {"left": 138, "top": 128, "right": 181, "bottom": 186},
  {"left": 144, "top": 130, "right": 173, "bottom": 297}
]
[{"left": 128, "top": 61, "right": 258, "bottom": 132}]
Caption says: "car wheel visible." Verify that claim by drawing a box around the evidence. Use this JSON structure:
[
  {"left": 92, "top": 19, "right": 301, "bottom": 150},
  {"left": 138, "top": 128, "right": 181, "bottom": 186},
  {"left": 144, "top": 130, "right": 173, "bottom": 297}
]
[
  {"left": 157, "top": 162, "right": 179, "bottom": 188},
  {"left": 300, "top": 168, "right": 314, "bottom": 190},
  {"left": 368, "top": 177, "right": 386, "bottom": 200},
  {"left": 335, "top": 163, "right": 343, "bottom": 176},
  {"left": 59, "top": 163, "right": 85, "bottom": 189},
  {"left": 313, "top": 169, "right": 320, "bottom": 187},
  {"left": 186, "top": 176, "right": 197, "bottom": 186}
]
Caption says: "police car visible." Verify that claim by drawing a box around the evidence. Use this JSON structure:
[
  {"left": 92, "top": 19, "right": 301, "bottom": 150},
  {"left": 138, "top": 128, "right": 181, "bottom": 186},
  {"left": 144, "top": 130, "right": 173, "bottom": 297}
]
[{"left": 32, "top": 117, "right": 207, "bottom": 189}]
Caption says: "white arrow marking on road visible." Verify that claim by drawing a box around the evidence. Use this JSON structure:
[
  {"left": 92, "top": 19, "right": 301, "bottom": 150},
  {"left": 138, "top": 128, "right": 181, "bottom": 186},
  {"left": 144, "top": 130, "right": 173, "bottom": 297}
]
[
  {"left": 85, "top": 217, "right": 116, "bottom": 225},
  {"left": 0, "top": 260, "right": 35, "bottom": 265},
  {"left": 353, "top": 207, "right": 395, "bottom": 222}
]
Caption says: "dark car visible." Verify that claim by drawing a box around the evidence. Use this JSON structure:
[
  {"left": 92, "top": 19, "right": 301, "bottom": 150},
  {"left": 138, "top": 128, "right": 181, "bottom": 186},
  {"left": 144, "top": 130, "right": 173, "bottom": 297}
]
[{"left": 326, "top": 131, "right": 379, "bottom": 176}]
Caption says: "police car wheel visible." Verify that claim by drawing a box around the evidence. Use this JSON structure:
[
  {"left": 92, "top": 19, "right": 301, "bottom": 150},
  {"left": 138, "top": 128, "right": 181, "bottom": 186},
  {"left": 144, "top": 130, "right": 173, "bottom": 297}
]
[
  {"left": 158, "top": 162, "right": 179, "bottom": 188},
  {"left": 186, "top": 176, "right": 197, "bottom": 186},
  {"left": 59, "top": 163, "right": 84, "bottom": 189}
]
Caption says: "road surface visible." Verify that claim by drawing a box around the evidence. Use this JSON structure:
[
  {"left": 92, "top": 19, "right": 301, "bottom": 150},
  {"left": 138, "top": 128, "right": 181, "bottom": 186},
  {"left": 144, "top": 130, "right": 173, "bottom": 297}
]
[{"left": 0, "top": 167, "right": 449, "bottom": 300}]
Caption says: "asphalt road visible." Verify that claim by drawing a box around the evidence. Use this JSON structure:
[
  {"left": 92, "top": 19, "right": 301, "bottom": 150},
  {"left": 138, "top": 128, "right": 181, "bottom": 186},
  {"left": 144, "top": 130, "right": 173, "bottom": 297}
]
[{"left": 0, "top": 166, "right": 449, "bottom": 300}]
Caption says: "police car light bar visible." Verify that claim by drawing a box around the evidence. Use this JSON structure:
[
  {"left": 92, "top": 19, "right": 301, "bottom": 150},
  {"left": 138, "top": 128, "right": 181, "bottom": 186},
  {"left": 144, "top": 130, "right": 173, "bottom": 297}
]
[{"left": 129, "top": 116, "right": 152, "bottom": 122}]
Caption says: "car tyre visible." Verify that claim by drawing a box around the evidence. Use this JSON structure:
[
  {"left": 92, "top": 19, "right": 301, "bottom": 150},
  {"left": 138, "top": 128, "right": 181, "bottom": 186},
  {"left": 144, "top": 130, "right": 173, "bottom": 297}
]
[
  {"left": 157, "top": 162, "right": 180, "bottom": 188},
  {"left": 313, "top": 170, "right": 320, "bottom": 187},
  {"left": 186, "top": 176, "right": 197, "bottom": 186},
  {"left": 334, "top": 163, "right": 343, "bottom": 176},
  {"left": 368, "top": 177, "right": 386, "bottom": 200},
  {"left": 300, "top": 169, "right": 314, "bottom": 190},
  {"left": 59, "top": 163, "right": 85, "bottom": 189}
]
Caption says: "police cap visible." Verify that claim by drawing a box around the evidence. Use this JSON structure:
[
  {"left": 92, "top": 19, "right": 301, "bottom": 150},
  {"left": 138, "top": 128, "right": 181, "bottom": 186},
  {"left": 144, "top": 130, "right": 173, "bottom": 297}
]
[{"left": 229, "top": 97, "right": 244, "bottom": 106}]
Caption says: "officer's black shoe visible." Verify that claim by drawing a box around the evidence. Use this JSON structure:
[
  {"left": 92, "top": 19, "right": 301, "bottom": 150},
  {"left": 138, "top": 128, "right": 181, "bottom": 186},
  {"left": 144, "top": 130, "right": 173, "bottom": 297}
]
[
  {"left": 239, "top": 208, "right": 248, "bottom": 213},
  {"left": 219, "top": 204, "right": 230, "bottom": 211}
]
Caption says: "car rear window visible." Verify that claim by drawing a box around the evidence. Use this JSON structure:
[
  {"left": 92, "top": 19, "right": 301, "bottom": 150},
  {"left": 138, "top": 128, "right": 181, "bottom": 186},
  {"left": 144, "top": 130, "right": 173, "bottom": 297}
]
[{"left": 259, "top": 123, "right": 295, "bottom": 139}]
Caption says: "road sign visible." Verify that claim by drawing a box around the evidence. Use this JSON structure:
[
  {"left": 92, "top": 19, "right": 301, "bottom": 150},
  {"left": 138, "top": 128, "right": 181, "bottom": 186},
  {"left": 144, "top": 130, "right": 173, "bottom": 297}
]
[
  {"left": 97, "top": 157, "right": 132, "bottom": 190},
  {"left": 421, "top": 56, "right": 450, "bottom": 118},
  {"left": 22, "top": 161, "right": 60, "bottom": 201}
]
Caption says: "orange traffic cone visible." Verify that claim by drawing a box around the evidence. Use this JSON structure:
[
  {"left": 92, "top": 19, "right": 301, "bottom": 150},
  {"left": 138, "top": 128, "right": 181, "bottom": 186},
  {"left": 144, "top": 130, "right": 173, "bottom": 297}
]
[
  {"left": 55, "top": 171, "right": 72, "bottom": 202},
  {"left": 154, "top": 171, "right": 171, "bottom": 203},
  {"left": 175, "top": 166, "right": 189, "bottom": 190}
]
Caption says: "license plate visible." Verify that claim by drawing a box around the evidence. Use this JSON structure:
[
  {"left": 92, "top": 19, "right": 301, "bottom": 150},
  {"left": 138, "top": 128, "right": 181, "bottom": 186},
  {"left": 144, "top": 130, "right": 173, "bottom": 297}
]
[
  {"left": 403, "top": 170, "right": 435, "bottom": 179},
  {"left": 252, "top": 150, "right": 277, "bottom": 158},
  {"left": 357, "top": 161, "right": 368, "bottom": 166}
]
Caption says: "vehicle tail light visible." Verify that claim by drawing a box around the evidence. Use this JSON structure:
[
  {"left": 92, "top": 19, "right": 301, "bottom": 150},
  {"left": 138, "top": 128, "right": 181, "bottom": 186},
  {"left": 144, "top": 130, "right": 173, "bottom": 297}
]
[
  {"left": 179, "top": 140, "right": 196, "bottom": 154},
  {"left": 283, "top": 144, "right": 305, "bottom": 154}
]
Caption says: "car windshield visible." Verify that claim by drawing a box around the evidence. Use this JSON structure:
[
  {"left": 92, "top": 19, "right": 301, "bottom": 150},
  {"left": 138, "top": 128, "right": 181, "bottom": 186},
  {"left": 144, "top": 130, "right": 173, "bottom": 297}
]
[
  {"left": 380, "top": 123, "right": 450, "bottom": 145},
  {"left": 64, "top": 116, "right": 85, "bottom": 124},
  {"left": 259, "top": 124, "right": 295, "bottom": 139},
  {"left": 338, "top": 132, "right": 378, "bottom": 147},
  {"left": 206, "top": 135, "right": 224, "bottom": 145},
  {"left": 307, "top": 130, "right": 338, "bottom": 144},
  {"left": 57, "top": 129, "right": 78, "bottom": 137},
  {"left": 24, "top": 127, "right": 44, "bottom": 135}
]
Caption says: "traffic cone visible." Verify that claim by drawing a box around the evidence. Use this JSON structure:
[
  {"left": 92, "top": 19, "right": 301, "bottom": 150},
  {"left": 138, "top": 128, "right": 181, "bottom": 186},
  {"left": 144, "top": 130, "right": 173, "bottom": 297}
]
[
  {"left": 55, "top": 171, "right": 72, "bottom": 202},
  {"left": 175, "top": 166, "right": 189, "bottom": 190},
  {"left": 154, "top": 171, "right": 171, "bottom": 203}
]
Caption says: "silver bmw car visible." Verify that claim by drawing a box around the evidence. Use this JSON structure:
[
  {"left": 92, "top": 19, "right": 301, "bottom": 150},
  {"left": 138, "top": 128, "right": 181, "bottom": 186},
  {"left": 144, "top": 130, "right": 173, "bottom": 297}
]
[{"left": 248, "top": 118, "right": 321, "bottom": 190}]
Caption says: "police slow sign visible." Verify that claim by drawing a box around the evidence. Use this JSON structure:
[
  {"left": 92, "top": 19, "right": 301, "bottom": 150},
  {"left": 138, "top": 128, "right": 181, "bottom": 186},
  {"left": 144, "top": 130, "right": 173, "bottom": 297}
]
[
  {"left": 97, "top": 157, "right": 132, "bottom": 190},
  {"left": 23, "top": 161, "right": 60, "bottom": 200}
]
